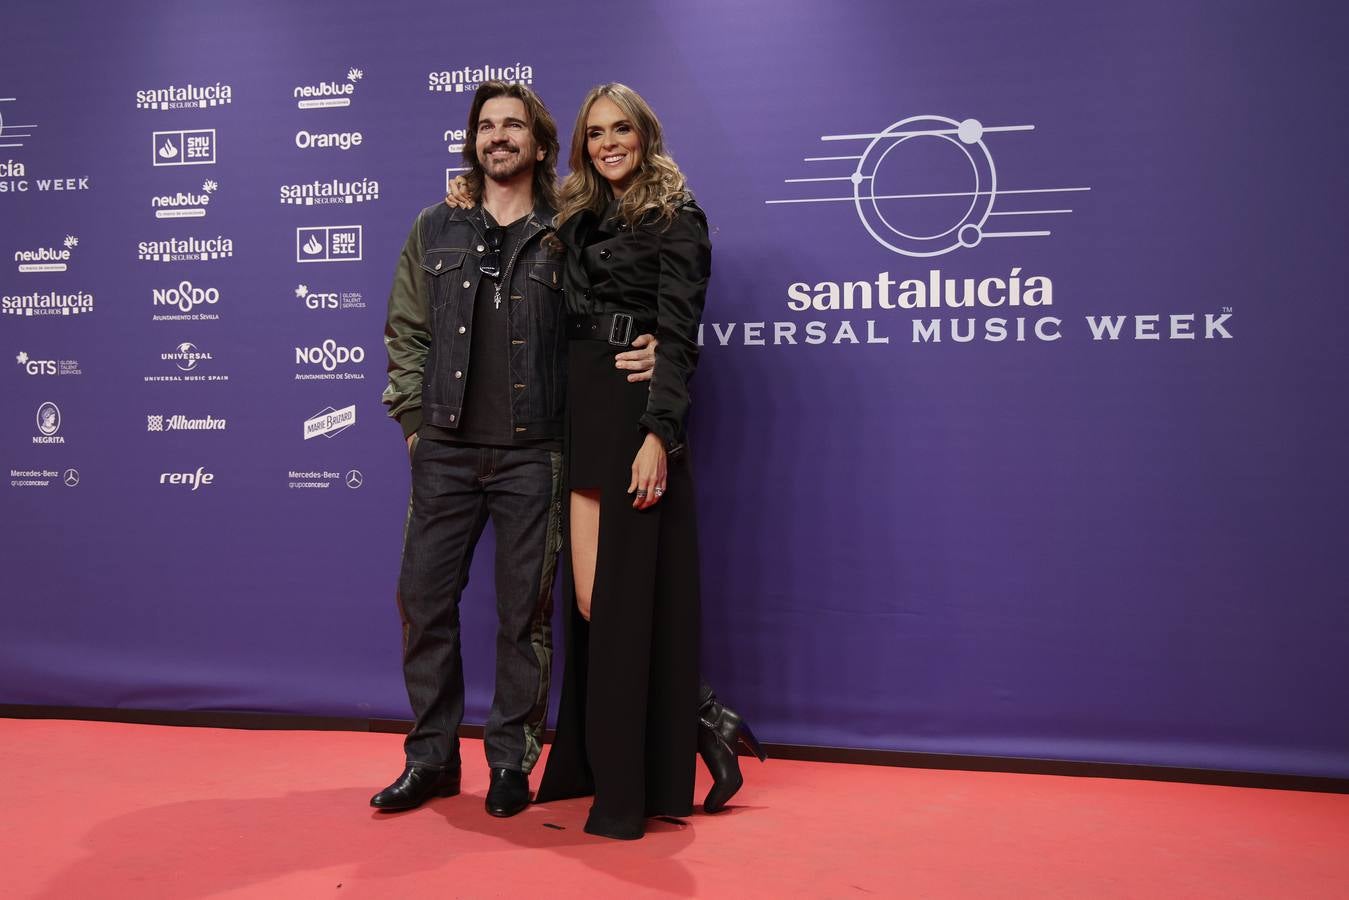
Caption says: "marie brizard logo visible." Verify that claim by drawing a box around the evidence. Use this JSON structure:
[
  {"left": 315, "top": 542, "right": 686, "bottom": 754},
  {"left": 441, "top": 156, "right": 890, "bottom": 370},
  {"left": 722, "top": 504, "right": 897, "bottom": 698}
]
[{"left": 768, "top": 115, "right": 1090, "bottom": 257}]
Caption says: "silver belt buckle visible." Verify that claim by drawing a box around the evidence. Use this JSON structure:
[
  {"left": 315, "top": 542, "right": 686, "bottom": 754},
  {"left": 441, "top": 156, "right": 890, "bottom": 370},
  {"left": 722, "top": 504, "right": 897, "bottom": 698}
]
[{"left": 608, "top": 313, "right": 634, "bottom": 346}]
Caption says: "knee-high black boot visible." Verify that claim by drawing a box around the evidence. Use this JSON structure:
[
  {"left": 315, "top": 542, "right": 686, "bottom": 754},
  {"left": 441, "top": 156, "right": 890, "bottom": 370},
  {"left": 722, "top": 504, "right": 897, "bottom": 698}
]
[{"left": 697, "top": 678, "right": 767, "bottom": 813}]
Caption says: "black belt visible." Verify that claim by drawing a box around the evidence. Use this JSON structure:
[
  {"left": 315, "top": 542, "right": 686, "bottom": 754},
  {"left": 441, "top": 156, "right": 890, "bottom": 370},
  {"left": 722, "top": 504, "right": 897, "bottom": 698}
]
[{"left": 567, "top": 312, "right": 656, "bottom": 346}]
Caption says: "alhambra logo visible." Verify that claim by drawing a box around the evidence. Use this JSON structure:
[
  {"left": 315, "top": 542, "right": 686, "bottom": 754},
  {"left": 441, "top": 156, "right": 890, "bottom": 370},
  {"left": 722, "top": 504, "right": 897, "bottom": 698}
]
[
  {"left": 429, "top": 63, "right": 534, "bottom": 93},
  {"left": 136, "top": 82, "right": 233, "bottom": 111},
  {"left": 153, "top": 179, "right": 218, "bottom": 219},
  {"left": 280, "top": 178, "right": 379, "bottom": 206},
  {"left": 295, "top": 68, "right": 363, "bottom": 109}
]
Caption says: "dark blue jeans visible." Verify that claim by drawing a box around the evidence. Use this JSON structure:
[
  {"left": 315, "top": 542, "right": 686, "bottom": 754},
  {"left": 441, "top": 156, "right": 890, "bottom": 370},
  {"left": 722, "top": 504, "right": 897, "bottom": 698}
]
[{"left": 397, "top": 438, "right": 562, "bottom": 773}]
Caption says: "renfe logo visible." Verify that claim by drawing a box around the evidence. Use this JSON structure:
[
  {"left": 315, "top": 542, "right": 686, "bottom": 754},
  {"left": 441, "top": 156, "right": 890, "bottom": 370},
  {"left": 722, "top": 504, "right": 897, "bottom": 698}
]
[{"left": 160, "top": 467, "right": 214, "bottom": 490}]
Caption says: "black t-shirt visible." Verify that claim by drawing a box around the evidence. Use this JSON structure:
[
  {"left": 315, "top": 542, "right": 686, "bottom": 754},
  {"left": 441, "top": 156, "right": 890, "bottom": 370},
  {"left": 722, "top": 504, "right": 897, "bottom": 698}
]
[{"left": 421, "top": 212, "right": 559, "bottom": 451}]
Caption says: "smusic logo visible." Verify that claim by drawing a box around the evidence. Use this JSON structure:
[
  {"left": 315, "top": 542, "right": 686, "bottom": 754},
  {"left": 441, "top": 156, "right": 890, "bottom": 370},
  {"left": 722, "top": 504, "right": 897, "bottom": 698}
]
[
  {"left": 136, "top": 82, "right": 233, "bottom": 111},
  {"left": 152, "top": 129, "right": 216, "bottom": 167},
  {"left": 296, "top": 226, "right": 361, "bottom": 263}
]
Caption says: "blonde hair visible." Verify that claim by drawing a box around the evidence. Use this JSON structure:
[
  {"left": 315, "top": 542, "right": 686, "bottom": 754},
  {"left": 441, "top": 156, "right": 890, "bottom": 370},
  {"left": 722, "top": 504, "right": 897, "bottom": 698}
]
[{"left": 555, "top": 83, "right": 688, "bottom": 230}]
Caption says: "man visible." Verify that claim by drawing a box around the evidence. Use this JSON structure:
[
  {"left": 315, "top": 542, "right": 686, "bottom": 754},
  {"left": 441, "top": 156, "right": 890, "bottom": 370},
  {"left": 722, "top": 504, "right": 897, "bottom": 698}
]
[{"left": 376, "top": 82, "right": 656, "bottom": 817}]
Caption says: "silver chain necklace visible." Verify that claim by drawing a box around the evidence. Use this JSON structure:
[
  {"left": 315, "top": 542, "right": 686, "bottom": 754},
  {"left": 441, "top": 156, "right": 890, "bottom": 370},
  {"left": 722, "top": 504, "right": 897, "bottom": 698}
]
[{"left": 493, "top": 217, "right": 530, "bottom": 310}]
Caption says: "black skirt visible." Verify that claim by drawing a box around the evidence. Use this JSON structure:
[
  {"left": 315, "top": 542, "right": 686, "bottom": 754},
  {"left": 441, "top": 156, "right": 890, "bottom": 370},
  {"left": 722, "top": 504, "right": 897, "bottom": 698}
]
[{"left": 534, "top": 338, "right": 700, "bottom": 839}]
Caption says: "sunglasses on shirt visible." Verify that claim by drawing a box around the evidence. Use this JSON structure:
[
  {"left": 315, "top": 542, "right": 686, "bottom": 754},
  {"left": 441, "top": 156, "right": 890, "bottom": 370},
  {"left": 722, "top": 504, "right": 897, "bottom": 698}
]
[{"left": 478, "top": 226, "right": 505, "bottom": 279}]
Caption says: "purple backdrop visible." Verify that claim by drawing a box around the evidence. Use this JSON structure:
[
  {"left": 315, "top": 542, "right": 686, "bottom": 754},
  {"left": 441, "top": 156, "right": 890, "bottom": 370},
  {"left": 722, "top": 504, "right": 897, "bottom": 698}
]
[{"left": 3, "top": 0, "right": 1347, "bottom": 778}]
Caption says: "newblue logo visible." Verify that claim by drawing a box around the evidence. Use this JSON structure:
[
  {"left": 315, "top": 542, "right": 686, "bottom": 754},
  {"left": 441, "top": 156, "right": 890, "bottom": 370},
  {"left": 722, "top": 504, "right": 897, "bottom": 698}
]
[
  {"left": 153, "top": 179, "right": 218, "bottom": 219},
  {"left": 295, "top": 68, "right": 362, "bottom": 109},
  {"left": 15, "top": 236, "right": 77, "bottom": 273}
]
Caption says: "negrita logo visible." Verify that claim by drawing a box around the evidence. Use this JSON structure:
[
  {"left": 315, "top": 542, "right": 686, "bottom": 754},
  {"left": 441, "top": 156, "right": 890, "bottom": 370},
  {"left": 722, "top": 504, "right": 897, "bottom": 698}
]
[{"left": 294, "top": 68, "right": 362, "bottom": 109}]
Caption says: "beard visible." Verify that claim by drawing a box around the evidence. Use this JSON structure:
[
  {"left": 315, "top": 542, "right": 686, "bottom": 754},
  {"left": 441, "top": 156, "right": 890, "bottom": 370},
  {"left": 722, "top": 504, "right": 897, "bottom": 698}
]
[{"left": 479, "top": 142, "right": 532, "bottom": 183}]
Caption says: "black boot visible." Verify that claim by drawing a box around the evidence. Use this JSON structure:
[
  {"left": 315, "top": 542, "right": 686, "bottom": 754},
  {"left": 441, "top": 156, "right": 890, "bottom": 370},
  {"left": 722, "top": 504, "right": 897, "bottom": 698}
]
[{"left": 697, "top": 680, "right": 766, "bottom": 814}]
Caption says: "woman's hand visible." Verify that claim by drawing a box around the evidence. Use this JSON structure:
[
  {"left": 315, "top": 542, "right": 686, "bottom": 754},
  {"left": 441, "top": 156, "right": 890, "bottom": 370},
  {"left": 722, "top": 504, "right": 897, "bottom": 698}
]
[
  {"left": 443, "top": 175, "right": 473, "bottom": 209},
  {"left": 628, "top": 433, "right": 667, "bottom": 510}
]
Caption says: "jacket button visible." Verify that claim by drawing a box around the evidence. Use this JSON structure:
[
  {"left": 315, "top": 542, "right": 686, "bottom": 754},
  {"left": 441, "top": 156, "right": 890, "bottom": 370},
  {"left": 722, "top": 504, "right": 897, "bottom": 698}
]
[
  {"left": 454, "top": 370, "right": 462, "bottom": 379},
  {"left": 599, "top": 249, "right": 611, "bottom": 260},
  {"left": 449, "top": 414, "right": 456, "bottom": 422},
  {"left": 458, "top": 325, "right": 466, "bottom": 334},
  {"left": 514, "top": 383, "right": 525, "bottom": 390},
  {"left": 476, "top": 245, "right": 485, "bottom": 252},
  {"left": 462, "top": 280, "right": 471, "bottom": 288}
]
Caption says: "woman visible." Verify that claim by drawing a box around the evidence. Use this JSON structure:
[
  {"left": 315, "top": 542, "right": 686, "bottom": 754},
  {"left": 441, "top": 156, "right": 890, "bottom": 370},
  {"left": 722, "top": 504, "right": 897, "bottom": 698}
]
[{"left": 448, "top": 83, "right": 763, "bottom": 839}]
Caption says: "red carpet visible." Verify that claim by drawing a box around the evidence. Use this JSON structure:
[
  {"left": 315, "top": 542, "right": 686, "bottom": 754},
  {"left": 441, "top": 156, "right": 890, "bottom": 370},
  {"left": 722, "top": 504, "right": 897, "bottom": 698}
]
[{"left": 2, "top": 719, "right": 1346, "bottom": 898}]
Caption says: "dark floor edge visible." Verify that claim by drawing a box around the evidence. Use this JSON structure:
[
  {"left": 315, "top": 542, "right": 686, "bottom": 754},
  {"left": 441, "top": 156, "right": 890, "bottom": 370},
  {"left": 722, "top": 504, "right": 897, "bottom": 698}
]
[{"left": 4, "top": 704, "right": 1344, "bottom": 794}]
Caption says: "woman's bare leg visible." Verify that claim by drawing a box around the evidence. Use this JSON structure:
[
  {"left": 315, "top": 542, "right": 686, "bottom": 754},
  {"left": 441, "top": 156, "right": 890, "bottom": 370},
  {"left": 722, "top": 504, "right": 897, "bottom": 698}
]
[{"left": 570, "top": 489, "right": 600, "bottom": 620}]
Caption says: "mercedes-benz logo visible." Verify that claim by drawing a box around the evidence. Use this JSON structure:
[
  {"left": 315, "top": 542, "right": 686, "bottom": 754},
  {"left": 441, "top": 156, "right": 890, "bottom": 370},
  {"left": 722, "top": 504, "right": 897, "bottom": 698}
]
[
  {"left": 63, "top": 468, "right": 80, "bottom": 487},
  {"left": 345, "top": 469, "right": 363, "bottom": 489}
]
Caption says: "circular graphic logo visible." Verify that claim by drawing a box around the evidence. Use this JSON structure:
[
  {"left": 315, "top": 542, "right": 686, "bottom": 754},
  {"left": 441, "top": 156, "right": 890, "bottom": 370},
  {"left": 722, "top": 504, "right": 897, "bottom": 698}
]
[
  {"left": 36, "top": 401, "right": 61, "bottom": 436},
  {"left": 63, "top": 468, "right": 80, "bottom": 487},
  {"left": 853, "top": 116, "right": 995, "bottom": 257},
  {"left": 345, "top": 469, "right": 363, "bottom": 489},
  {"left": 176, "top": 341, "right": 201, "bottom": 372}
]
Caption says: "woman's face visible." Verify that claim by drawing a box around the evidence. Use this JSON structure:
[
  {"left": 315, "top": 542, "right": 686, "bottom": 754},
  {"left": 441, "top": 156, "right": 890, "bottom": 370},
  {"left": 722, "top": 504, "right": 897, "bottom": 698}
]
[{"left": 585, "top": 96, "right": 642, "bottom": 197}]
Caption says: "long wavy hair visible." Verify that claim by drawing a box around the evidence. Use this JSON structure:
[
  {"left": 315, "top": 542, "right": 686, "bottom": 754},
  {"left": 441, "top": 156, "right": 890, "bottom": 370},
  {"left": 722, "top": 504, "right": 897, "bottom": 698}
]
[
  {"left": 461, "top": 81, "right": 559, "bottom": 211},
  {"left": 555, "top": 83, "right": 688, "bottom": 230}
]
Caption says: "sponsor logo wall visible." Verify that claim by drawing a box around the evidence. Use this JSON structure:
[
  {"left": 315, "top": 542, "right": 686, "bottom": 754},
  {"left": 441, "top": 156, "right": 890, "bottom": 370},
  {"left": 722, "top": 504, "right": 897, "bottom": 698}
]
[{"left": 2, "top": 0, "right": 1343, "bottom": 782}]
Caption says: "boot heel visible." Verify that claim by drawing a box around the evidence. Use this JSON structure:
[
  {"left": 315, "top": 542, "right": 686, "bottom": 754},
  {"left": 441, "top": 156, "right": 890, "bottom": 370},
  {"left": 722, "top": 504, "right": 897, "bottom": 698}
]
[{"left": 735, "top": 719, "right": 767, "bottom": 762}]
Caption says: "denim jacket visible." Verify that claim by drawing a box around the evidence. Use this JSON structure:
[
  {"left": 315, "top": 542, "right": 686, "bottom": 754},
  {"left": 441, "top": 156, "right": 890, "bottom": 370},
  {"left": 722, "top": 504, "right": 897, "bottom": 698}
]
[{"left": 382, "top": 200, "right": 567, "bottom": 440}]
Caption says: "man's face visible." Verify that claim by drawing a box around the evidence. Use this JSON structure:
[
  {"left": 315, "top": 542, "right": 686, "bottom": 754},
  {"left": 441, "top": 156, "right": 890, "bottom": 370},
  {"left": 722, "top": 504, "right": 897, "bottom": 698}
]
[{"left": 475, "top": 97, "right": 544, "bottom": 183}]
